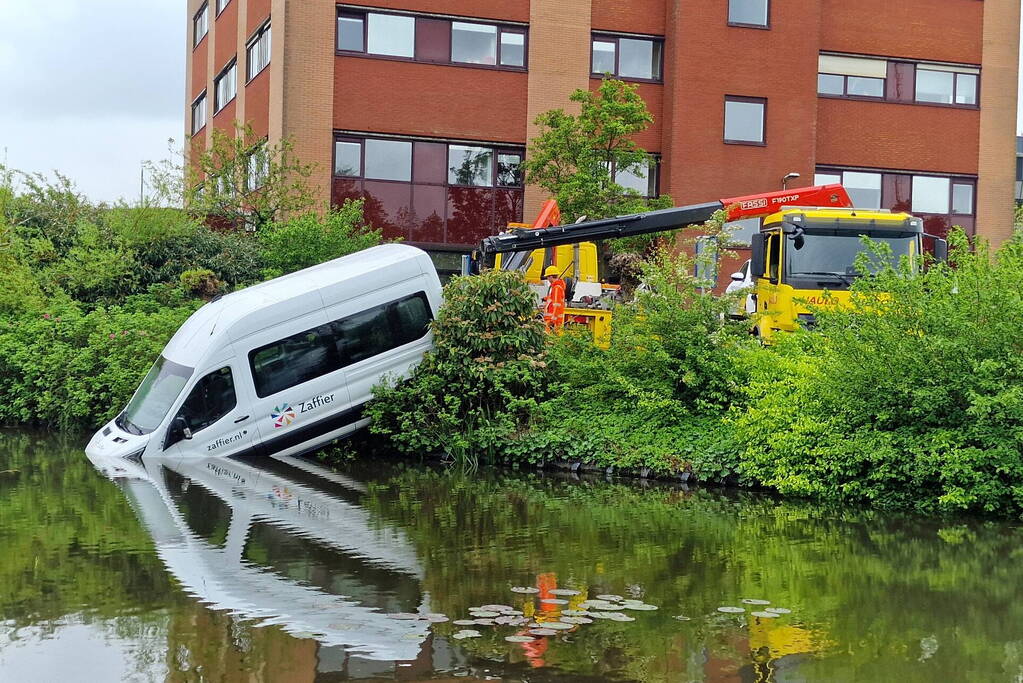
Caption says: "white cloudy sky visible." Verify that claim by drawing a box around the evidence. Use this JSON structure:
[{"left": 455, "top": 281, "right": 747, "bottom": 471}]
[{"left": 0, "top": 2, "right": 1021, "bottom": 203}]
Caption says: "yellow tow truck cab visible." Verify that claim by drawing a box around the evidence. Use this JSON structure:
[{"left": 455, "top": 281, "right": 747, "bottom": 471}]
[{"left": 749, "top": 207, "right": 935, "bottom": 342}]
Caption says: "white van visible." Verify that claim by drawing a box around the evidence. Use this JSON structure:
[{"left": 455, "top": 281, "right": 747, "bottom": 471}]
[{"left": 85, "top": 244, "right": 442, "bottom": 461}]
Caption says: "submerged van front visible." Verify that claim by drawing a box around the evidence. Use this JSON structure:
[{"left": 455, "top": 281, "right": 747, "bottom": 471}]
[{"left": 86, "top": 244, "right": 443, "bottom": 462}]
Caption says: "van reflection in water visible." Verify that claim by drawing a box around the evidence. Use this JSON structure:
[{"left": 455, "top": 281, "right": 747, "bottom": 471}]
[{"left": 86, "top": 449, "right": 447, "bottom": 675}]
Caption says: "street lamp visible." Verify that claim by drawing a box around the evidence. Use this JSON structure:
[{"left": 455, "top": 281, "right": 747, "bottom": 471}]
[{"left": 782, "top": 172, "right": 800, "bottom": 190}]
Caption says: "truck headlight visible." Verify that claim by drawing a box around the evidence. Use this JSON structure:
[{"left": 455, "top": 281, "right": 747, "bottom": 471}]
[{"left": 796, "top": 313, "right": 817, "bottom": 329}]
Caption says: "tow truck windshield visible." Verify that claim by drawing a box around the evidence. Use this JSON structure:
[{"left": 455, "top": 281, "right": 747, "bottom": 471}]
[
  {"left": 117, "top": 356, "right": 193, "bottom": 435},
  {"left": 785, "top": 231, "right": 917, "bottom": 289}
]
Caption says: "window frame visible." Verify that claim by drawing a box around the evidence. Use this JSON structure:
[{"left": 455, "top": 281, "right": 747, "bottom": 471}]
[
  {"left": 727, "top": 0, "right": 770, "bottom": 29},
  {"left": 817, "top": 72, "right": 886, "bottom": 101},
  {"left": 245, "top": 141, "right": 269, "bottom": 192},
  {"left": 193, "top": 2, "right": 209, "bottom": 48},
  {"left": 608, "top": 156, "right": 661, "bottom": 198},
  {"left": 213, "top": 59, "right": 237, "bottom": 114},
  {"left": 246, "top": 20, "right": 272, "bottom": 82},
  {"left": 215, "top": 0, "right": 230, "bottom": 16},
  {"left": 590, "top": 32, "right": 664, "bottom": 83},
  {"left": 336, "top": 7, "right": 527, "bottom": 71},
  {"left": 914, "top": 67, "right": 980, "bottom": 108},
  {"left": 723, "top": 96, "right": 767, "bottom": 146},
  {"left": 174, "top": 366, "right": 237, "bottom": 435},
  {"left": 816, "top": 166, "right": 978, "bottom": 223},
  {"left": 191, "top": 90, "right": 207, "bottom": 135}
]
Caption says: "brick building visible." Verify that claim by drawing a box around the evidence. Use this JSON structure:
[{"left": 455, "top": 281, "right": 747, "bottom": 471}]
[{"left": 186, "top": 0, "right": 1020, "bottom": 270}]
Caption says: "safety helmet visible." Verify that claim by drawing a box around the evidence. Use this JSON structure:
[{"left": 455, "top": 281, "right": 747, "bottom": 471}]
[{"left": 544, "top": 266, "right": 560, "bottom": 278}]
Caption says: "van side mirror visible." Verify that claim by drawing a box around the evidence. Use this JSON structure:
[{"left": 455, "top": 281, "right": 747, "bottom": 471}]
[
  {"left": 174, "top": 416, "right": 192, "bottom": 441},
  {"left": 933, "top": 238, "right": 948, "bottom": 263},
  {"left": 750, "top": 234, "right": 766, "bottom": 279}
]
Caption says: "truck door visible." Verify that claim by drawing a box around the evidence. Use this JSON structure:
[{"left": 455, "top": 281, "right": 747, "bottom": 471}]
[{"left": 162, "top": 362, "right": 259, "bottom": 458}]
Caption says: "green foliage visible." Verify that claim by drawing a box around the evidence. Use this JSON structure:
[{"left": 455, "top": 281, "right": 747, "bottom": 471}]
[
  {"left": 134, "top": 224, "right": 264, "bottom": 291},
  {"left": 737, "top": 231, "right": 1023, "bottom": 514},
  {"left": 523, "top": 78, "right": 672, "bottom": 230},
  {"left": 257, "top": 200, "right": 383, "bottom": 277},
  {"left": 179, "top": 269, "right": 224, "bottom": 299},
  {"left": 366, "top": 269, "right": 552, "bottom": 461},
  {"left": 0, "top": 294, "right": 200, "bottom": 429}
]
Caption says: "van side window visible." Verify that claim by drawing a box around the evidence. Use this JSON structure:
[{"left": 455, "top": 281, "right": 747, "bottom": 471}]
[
  {"left": 250, "top": 324, "right": 340, "bottom": 398},
  {"left": 247, "top": 292, "right": 433, "bottom": 399},
  {"left": 175, "top": 366, "right": 236, "bottom": 432}
]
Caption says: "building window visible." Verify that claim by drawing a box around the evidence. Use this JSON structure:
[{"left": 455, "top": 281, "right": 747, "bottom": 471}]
[
  {"left": 368, "top": 13, "right": 415, "bottom": 58},
  {"left": 916, "top": 68, "right": 978, "bottom": 106},
  {"left": 951, "top": 182, "right": 974, "bottom": 216},
  {"left": 500, "top": 31, "right": 526, "bottom": 67},
  {"left": 590, "top": 34, "right": 663, "bottom": 81},
  {"left": 193, "top": 2, "right": 209, "bottom": 47},
  {"left": 246, "top": 22, "right": 271, "bottom": 81},
  {"left": 216, "top": 0, "right": 230, "bottom": 15},
  {"left": 246, "top": 143, "right": 268, "bottom": 191},
  {"left": 912, "top": 176, "right": 950, "bottom": 214},
  {"left": 338, "top": 12, "right": 365, "bottom": 51},
  {"left": 449, "top": 22, "right": 527, "bottom": 68},
  {"left": 815, "top": 170, "right": 881, "bottom": 209},
  {"left": 817, "top": 73, "right": 884, "bottom": 98},
  {"left": 728, "top": 0, "right": 769, "bottom": 27},
  {"left": 332, "top": 134, "right": 525, "bottom": 246},
  {"left": 214, "top": 60, "right": 237, "bottom": 113},
  {"left": 610, "top": 158, "right": 659, "bottom": 198},
  {"left": 724, "top": 97, "right": 766, "bottom": 144},
  {"left": 191, "top": 91, "right": 207, "bottom": 135}
]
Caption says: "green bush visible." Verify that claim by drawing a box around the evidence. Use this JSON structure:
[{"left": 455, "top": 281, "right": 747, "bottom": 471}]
[
  {"left": 135, "top": 225, "right": 264, "bottom": 290},
  {"left": 258, "top": 200, "right": 383, "bottom": 277},
  {"left": 179, "top": 269, "right": 224, "bottom": 299},
  {"left": 366, "top": 269, "right": 552, "bottom": 462},
  {"left": 737, "top": 231, "right": 1023, "bottom": 514},
  {"left": 0, "top": 295, "right": 200, "bottom": 429}
]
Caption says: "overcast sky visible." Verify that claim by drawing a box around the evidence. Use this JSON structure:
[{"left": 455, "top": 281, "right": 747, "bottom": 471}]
[{"left": 0, "top": 2, "right": 1021, "bottom": 204}]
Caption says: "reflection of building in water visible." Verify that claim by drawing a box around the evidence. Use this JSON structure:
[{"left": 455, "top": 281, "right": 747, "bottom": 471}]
[{"left": 88, "top": 452, "right": 459, "bottom": 678}]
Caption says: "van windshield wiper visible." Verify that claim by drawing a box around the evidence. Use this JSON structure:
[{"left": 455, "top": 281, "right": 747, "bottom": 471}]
[
  {"left": 116, "top": 412, "right": 143, "bottom": 436},
  {"left": 796, "top": 271, "right": 854, "bottom": 287}
]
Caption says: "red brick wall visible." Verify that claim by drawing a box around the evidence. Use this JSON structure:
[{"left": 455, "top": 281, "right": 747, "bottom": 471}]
[
  {"left": 821, "top": 0, "right": 982, "bottom": 64},
  {"left": 190, "top": 40, "right": 208, "bottom": 100},
  {"left": 662, "top": 1, "right": 821, "bottom": 204},
  {"left": 338, "top": 0, "right": 528, "bottom": 23},
  {"left": 592, "top": 0, "right": 665, "bottom": 36},
  {"left": 213, "top": 1, "right": 239, "bottom": 71},
  {"left": 817, "top": 99, "right": 980, "bottom": 175},
  {"left": 246, "top": 68, "right": 271, "bottom": 138},
  {"left": 212, "top": 99, "right": 237, "bottom": 135},
  {"left": 334, "top": 57, "right": 528, "bottom": 142},
  {"left": 247, "top": 0, "right": 271, "bottom": 34}
]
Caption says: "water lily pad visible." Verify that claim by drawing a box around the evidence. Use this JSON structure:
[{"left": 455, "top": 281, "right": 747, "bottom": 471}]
[
  {"left": 482, "top": 604, "right": 513, "bottom": 612},
  {"left": 505, "top": 635, "right": 536, "bottom": 643},
  {"left": 560, "top": 616, "right": 593, "bottom": 625},
  {"left": 495, "top": 616, "right": 528, "bottom": 626},
  {"left": 742, "top": 599, "right": 771, "bottom": 606},
  {"left": 452, "top": 619, "right": 477, "bottom": 626},
  {"left": 529, "top": 628, "right": 558, "bottom": 636},
  {"left": 540, "top": 621, "right": 574, "bottom": 630},
  {"left": 587, "top": 611, "right": 614, "bottom": 619},
  {"left": 550, "top": 589, "right": 581, "bottom": 596},
  {"left": 387, "top": 613, "right": 420, "bottom": 620},
  {"left": 540, "top": 598, "right": 569, "bottom": 605},
  {"left": 674, "top": 615, "right": 692, "bottom": 621},
  {"left": 596, "top": 594, "right": 624, "bottom": 602},
  {"left": 473, "top": 618, "right": 496, "bottom": 626},
  {"left": 592, "top": 604, "right": 625, "bottom": 611},
  {"left": 606, "top": 612, "right": 636, "bottom": 622},
  {"left": 765, "top": 607, "right": 791, "bottom": 614},
  {"left": 717, "top": 606, "right": 745, "bottom": 614},
  {"left": 751, "top": 611, "right": 779, "bottom": 619},
  {"left": 469, "top": 610, "right": 501, "bottom": 618},
  {"left": 424, "top": 614, "right": 449, "bottom": 623},
  {"left": 622, "top": 599, "right": 645, "bottom": 606},
  {"left": 561, "top": 609, "right": 589, "bottom": 617},
  {"left": 453, "top": 630, "right": 481, "bottom": 639},
  {"left": 501, "top": 609, "right": 524, "bottom": 616},
  {"left": 510, "top": 586, "right": 540, "bottom": 594},
  {"left": 622, "top": 603, "right": 658, "bottom": 611}
]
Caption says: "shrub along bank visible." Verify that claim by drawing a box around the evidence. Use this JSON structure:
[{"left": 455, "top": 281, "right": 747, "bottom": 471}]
[{"left": 366, "top": 231, "right": 1023, "bottom": 517}]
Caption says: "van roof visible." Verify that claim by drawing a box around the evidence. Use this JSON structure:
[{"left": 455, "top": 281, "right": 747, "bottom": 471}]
[{"left": 162, "top": 243, "right": 432, "bottom": 366}]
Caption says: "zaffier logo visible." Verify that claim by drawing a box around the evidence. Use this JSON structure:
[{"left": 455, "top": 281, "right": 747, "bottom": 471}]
[{"left": 271, "top": 404, "right": 296, "bottom": 428}]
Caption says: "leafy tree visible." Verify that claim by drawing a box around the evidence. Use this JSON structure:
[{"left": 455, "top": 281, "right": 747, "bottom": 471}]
[
  {"left": 523, "top": 78, "right": 672, "bottom": 226},
  {"left": 147, "top": 123, "right": 317, "bottom": 231}
]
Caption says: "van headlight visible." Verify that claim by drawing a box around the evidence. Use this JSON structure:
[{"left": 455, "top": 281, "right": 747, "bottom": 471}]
[{"left": 123, "top": 447, "right": 146, "bottom": 463}]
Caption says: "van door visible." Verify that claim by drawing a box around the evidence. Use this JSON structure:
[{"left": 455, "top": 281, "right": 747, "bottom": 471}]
[
  {"left": 241, "top": 320, "right": 355, "bottom": 458},
  {"left": 162, "top": 363, "right": 258, "bottom": 458}
]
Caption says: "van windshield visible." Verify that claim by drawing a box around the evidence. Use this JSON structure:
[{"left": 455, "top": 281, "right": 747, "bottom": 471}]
[{"left": 117, "top": 356, "right": 193, "bottom": 435}]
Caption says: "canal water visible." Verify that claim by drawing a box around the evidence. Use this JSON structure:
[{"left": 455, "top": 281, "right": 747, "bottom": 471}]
[{"left": 2, "top": 430, "right": 1023, "bottom": 682}]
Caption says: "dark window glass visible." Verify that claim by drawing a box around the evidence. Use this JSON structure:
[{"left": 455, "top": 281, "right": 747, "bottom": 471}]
[
  {"left": 415, "top": 18, "right": 450, "bottom": 63},
  {"left": 367, "top": 13, "right": 414, "bottom": 57},
  {"left": 451, "top": 21, "right": 497, "bottom": 65},
  {"left": 193, "top": 3, "right": 209, "bottom": 47},
  {"left": 817, "top": 73, "right": 844, "bottom": 95},
  {"left": 216, "top": 0, "right": 229, "bottom": 13},
  {"left": 619, "top": 38, "right": 661, "bottom": 80},
  {"left": 952, "top": 183, "right": 974, "bottom": 215},
  {"left": 191, "top": 93, "right": 207, "bottom": 134},
  {"left": 338, "top": 14, "right": 365, "bottom": 51},
  {"left": 365, "top": 139, "right": 412, "bottom": 181},
  {"left": 846, "top": 76, "right": 883, "bottom": 97},
  {"left": 916, "top": 69, "right": 955, "bottom": 104},
  {"left": 500, "top": 31, "right": 525, "bottom": 67},
  {"left": 724, "top": 97, "right": 766, "bottom": 144},
  {"left": 449, "top": 145, "right": 493, "bottom": 186},
  {"left": 955, "top": 73, "right": 978, "bottom": 105},
  {"left": 413, "top": 141, "right": 447, "bottom": 184},
  {"left": 250, "top": 325, "right": 339, "bottom": 398},
  {"left": 175, "top": 367, "right": 236, "bottom": 433},
  {"left": 729, "top": 0, "right": 768, "bottom": 26},
  {"left": 335, "top": 141, "right": 361, "bottom": 177},
  {"left": 497, "top": 153, "right": 523, "bottom": 187},
  {"left": 332, "top": 293, "right": 433, "bottom": 365},
  {"left": 591, "top": 40, "right": 615, "bottom": 74},
  {"left": 214, "top": 61, "right": 237, "bottom": 112}
]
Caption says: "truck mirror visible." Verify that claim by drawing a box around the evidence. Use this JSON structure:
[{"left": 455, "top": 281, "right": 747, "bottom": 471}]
[
  {"left": 750, "top": 234, "right": 766, "bottom": 279},
  {"left": 933, "top": 238, "right": 948, "bottom": 263}
]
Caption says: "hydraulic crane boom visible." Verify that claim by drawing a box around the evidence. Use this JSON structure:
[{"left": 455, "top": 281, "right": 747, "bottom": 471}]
[{"left": 478, "top": 184, "right": 853, "bottom": 256}]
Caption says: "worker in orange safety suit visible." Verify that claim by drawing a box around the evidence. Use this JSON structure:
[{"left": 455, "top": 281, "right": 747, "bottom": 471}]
[{"left": 542, "top": 266, "right": 566, "bottom": 331}]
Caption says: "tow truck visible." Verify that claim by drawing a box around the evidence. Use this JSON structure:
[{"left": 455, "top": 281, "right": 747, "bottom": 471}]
[{"left": 475, "top": 184, "right": 947, "bottom": 345}]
